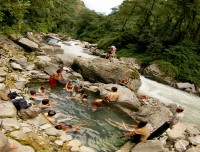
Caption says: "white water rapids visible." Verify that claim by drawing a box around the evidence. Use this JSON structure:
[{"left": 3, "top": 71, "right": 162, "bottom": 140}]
[{"left": 59, "top": 40, "right": 200, "bottom": 129}]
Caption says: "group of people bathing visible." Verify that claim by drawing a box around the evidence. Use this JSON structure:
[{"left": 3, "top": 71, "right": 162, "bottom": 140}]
[{"left": 44, "top": 66, "right": 185, "bottom": 144}]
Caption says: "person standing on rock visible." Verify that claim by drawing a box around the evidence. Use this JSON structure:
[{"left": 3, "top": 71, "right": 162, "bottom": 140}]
[
  {"left": 49, "top": 69, "right": 64, "bottom": 87},
  {"left": 105, "top": 45, "right": 117, "bottom": 61}
]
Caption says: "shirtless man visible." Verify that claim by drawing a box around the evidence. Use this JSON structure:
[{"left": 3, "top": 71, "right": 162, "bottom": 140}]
[{"left": 92, "top": 87, "right": 120, "bottom": 111}]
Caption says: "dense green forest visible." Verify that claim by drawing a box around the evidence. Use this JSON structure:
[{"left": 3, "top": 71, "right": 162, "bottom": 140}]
[{"left": 0, "top": 0, "right": 200, "bottom": 86}]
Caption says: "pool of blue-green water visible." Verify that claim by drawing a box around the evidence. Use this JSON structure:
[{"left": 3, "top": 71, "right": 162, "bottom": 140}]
[{"left": 28, "top": 82, "right": 136, "bottom": 152}]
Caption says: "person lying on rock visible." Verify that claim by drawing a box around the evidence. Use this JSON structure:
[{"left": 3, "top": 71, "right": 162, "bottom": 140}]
[
  {"left": 44, "top": 110, "right": 74, "bottom": 125},
  {"left": 63, "top": 81, "right": 75, "bottom": 97},
  {"left": 92, "top": 87, "right": 120, "bottom": 111},
  {"left": 49, "top": 69, "right": 64, "bottom": 87},
  {"left": 55, "top": 123, "right": 91, "bottom": 133},
  {"left": 118, "top": 120, "right": 150, "bottom": 144}
]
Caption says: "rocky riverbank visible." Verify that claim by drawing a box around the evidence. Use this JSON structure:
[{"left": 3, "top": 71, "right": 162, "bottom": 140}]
[{"left": 0, "top": 33, "right": 200, "bottom": 152}]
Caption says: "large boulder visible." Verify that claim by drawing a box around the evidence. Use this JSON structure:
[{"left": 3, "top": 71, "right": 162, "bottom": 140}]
[
  {"left": 0, "top": 132, "right": 10, "bottom": 152},
  {"left": 188, "top": 135, "right": 200, "bottom": 146},
  {"left": 176, "top": 82, "right": 196, "bottom": 93},
  {"left": 40, "top": 45, "right": 64, "bottom": 56},
  {"left": 73, "top": 57, "right": 141, "bottom": 92},
  {"left": 143, "top": 64, "right": 174, "bottom": 85},
  {"left": 167, "top": 122, "right": 187, "bottom": 141},
  {"left": 54, "top": 54, "right": 75, "bottom": 67},
  {"left": 2, "top": 118, "right": 21, "bottom": 132},
  {"left": 135, "top": 104, "right": 173, "bottom": 129},
  {"left": 18, "top": 38, "right": 38, "bottom": 50},
  {"left": 0, "top": 102, "right": 17, "bottom": 118},
  {"left": 99, "top": 84, "right": 140, "bottom": 110},
  {"left": 174, "top": 140, "right": 189, "bottom": 152},
  {"left": 131, "top": 140, "right": 167, "bottom": 152},
  {"left": 120, "top": 57, "right": 141, "bottom": 71}
]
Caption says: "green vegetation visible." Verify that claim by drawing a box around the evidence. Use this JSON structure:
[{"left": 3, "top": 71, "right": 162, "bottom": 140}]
[{"left": 0, "top": 0, "right": 200, "bottom": 86}]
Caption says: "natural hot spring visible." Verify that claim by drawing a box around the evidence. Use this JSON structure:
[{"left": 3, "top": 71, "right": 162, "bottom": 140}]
[{"left": 27, "top": 82, "right": 137, "bottom": 152}]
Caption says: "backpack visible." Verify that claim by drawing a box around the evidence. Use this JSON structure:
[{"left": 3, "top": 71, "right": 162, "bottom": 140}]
[{"left": 12, "top": 98, "right": 31, "bottom": 111}]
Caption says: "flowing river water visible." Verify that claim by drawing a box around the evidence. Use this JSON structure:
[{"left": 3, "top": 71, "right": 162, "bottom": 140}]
[{"left": 29, "top": 41, "right": 200, "bottom": 151}]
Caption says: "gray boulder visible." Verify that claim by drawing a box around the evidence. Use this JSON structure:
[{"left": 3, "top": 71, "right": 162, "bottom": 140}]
[
  {"left": 2, "top": 118, "right": 20, "bottom": 132},
  {"left": 174, "top": 140, "right": 189, "bottom": 152},
  {"left": 186, "top": 124, "right": 200, "bottom": 135},
  {"left": 167, "top": 122, "right": 186, "bottom": 141},
  {"left": 135, "top": 104, "right": 172, "bottom": 129},
  {"left": 18, "top": 38, "right": 38, "bottom": 50},
  {"left": 143, "top": 64, "right": 174, "bottom": 85},
  {"left": 10, "top": 62, "right": 23, "bottom": 70},
  {"left": 176, "top": 82, "right": 196, "bottom": 93},
  {"left": 55, "top": 54, "right": 75, "bottom": 67},
  {"left": 0, "top": 102, "right": 17, "bottom": 118},
  {"left": 188, "top": 135, "right": 200, "bottom": 146},
  {"left": 120, "top": 57, "right": 141, "bottom": 70},
  {"left": 73, "top": 57, "right": 141, "bottom": 92},
  {"left": 131, "top": 140, "right": 167, "bottom": 152},
  {"left": 186, "top": 147, "right": 200, "bottom": 152},
  {"left": 0, "top": 83, "right": 5, "bottom": 90}
]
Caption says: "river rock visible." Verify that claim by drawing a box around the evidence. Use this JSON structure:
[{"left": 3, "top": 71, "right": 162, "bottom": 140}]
[
  {"left": 25, "top": 64, "right": 35, "bottom": 71},
  {"left": 60, "top": 135, "right": 73, "bottom": 142},
  {"left": 0, "top": 76, "right": 5, "bottom": 83},
  {"left": 9, "top": 131, "right": 26, "bottom": 141},
  {"left": 131, "top": 140, "right": 167, "bottom": 152},
  {"left": 186, "top": 124, "right": 200, "bottom": 135},
  {"left": 9, "top": 138, "right": 35, "bottom": 152},
  {"left": 0, "top": 83, "right": 6, "bottom": 90},
  {"left": 10, "top": 62, "right": 23, "bottom": 70},
  {"left": 27, "top": 70, "right": 50, "bottom": 79},
  {"left": 79, "top": 146, "right": 95, "bottom": 152},
  {"left": 39, "top": 124, "right": 52, "bottom": 130},
  {"left": 0, "top": 91, "right": 9, "bottom": 101},
  {"left": 55, "top": 140, "right": 63, "bottom": 146},
  {"left": 136, "top": 104, "right": 172, "bottom": 129},
  {"left": 0, "top": 102, "right": 17, "bottom": 118},
  {"left": 143, "top": 63, "right": 174, "bottom": 85},
  {"left": 2, "top": 118, "right": 20, "bottom": 132},
  {"left": 176, "top": 82, "right": 196, "bottom": 93},
  {"left": 186, "top": 147, "right": 200, "bottom": 152},
  {"left": 14, "top": 81, "right": 26, "bottom": 90},
  {"left": 0, "top": 132, "right": 10, "bottom": 152},
  {"left": 99, "top": 84, "right": 140, "bottom": 110},
  {"left": 73, "top": 57, "right": 141, "bottom": 92},
  {"left": 174, "top": 140, "right": 189, "bottom": 152},
  {"left": 68, "top": 139, "right": 82, "bottom": 147},
  {"left": 36, "top": 56, "right": 51, "bottom": 62},
  {"left": 189, "top": 135, "right": 200, "bottom": 146},
  {"left": 71, "top": 146, "right": 80, "bottom": 152},
  {"left": 0, "top": 69, "right": 7, "bottom": 77},
  {"left": 18, "top": 57, "right": 28, "bottom": 67},
  {"left": 45, "top": 127, "right": 60, "bottom": 137},
  {"left": 18, "top": 37, "right": 39, "bottom": 50},
  {"left": 167, "top": 122, "right": 186, "bottom": 141}
]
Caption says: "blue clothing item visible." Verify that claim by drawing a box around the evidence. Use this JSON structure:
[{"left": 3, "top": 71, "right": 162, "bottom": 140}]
[{"left": 122, "top": 86, "right": 126, "bottom": 89}]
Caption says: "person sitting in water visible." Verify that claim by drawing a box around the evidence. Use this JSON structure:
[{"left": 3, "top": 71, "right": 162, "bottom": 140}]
[
  {"left": 29, "top": 90, "right": 45, "bottom": 105},
  {"left": 119, "top": 78, "right": 129, "bottom": 87},
  {"left": 81, "top": 94, "right": 88, "bottom": 103},
  {"left": 74, "top": 85, "right": 84, "bottom": 98},
  {"left": 37, "top": 86, "right": 59, "bottom": 99},
  {"left": 49, "top": 69, "right": 64, "bottom": 87},
  {"left": 119, "top": 120, "right": 150, "bottom": 144},
  {"left": 92, "top": 87, "right": 120, "bottom": 111},
  {"left": 64, "top": 81, "right": 75, "bottom": 96}
]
